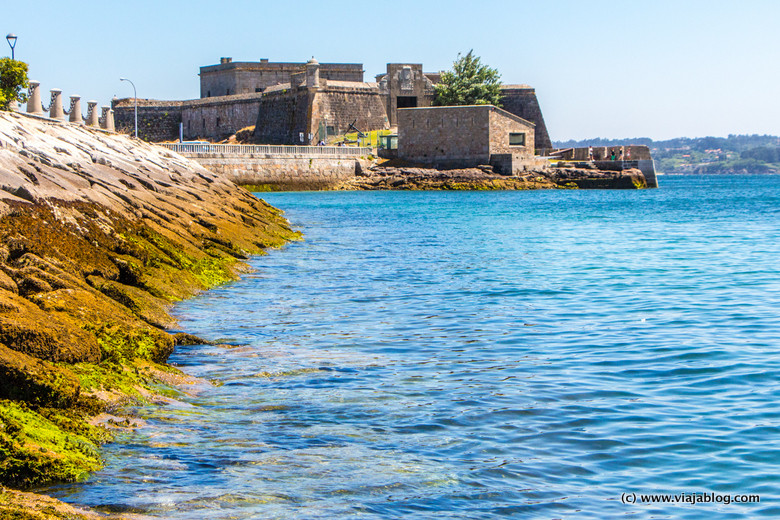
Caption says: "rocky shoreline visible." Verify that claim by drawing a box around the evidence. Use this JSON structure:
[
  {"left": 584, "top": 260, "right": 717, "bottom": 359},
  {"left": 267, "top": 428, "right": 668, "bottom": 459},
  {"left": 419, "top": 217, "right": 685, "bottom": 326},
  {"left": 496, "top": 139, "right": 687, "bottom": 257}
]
[
  {"left": 0, "top": 111, "right": 647, "bottom": 518},
  {"left": 0, "top": 112, "right": 298, "bottom": 518},
  {"left": 336, "top": 163, "right": 648, "bottom": 190}
]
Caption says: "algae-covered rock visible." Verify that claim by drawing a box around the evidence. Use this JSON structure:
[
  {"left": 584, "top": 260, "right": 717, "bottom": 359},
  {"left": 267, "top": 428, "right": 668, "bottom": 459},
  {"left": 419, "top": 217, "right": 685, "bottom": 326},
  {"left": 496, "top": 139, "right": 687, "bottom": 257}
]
[
  {"left": 85, "top": 321, "right": 173, "bottom": 364},
  {"left": 0, "top": 289, "right": 100, "bottom": 363},
  {"left": 0, "top": 400, "right": 102, "bottom": 488},
  {"left": 336, "top": 164, "right": 648, "bottom": 190},
  {"left": 0, "top": 269, "right": 18, "bottom": 293},
  {"left": 548, "top": 166, "right": 648, "bottom": 189},
  {"left": 173, "top": 332, "right": 212, "bottom": 346},
  {"left": 0, "top": 487, "right": 132, "bottom": 519},
  {"left": 0, "top": 344, "right": 80, "bottom": 408},
  {"left": 0, "top": 111, "right": 299, "bottom": 492},
  {"left": 86, "top": 275, "right": 175, "bottom": 329}
]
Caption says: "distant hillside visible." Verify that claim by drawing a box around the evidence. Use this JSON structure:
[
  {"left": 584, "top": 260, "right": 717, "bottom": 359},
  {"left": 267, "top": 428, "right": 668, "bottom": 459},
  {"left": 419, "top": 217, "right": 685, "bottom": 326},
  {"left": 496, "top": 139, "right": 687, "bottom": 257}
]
[{"left": 553, "top": 135, "right": 780, "bottom": 174}]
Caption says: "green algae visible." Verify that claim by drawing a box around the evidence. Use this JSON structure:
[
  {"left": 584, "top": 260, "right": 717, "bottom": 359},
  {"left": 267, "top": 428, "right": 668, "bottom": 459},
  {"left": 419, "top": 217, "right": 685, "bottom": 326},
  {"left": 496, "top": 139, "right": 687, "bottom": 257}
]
[
  {"left": 120, "top": 225, "right": 261, "bottom": 295},
  {"left": 0, "top": 502, "right": 40, "bottom": 520},
  {"left": 0, "top": 400, "right": 102, "bottom": 488},
  {"left": 0, "top": 352, "right": 193, "bottom": 488},
  {"left": 0, "top": 172, "right": 296, "bottom": 495},
  {"left": 136, "top": 227, "right": 192, "bottom": 270},
  {"left": 173, "top": 332, "right": 212, "bottom": 346},
  {"left": 0, "top": 118, "right": 303, "bottom": 517},
  {"left": 68, "top": 362, "right": 141, "bottom": 397},
  {"left": 86, "top": 276, "right": 175, "bottom": 329},
  {"left": 68, "top": 359, "right": 183, "bottom": 401},
  {"left": 36, "top": 408, "right": 110, "bottom": 445},
  {"left": 239, "top": 184, "right": 275, "bottom": 192},
  {"left": 0, "top": 487, "right": 106, "bottom": 520},
  {"left": 191, "top": 256, "right": 238, "bottom": 288},
  {"left": 0, "top": 344, "right": 81, "bottom": 409},
  {"left": 83, "top": 323, "right": 161, "bottom": 363}
]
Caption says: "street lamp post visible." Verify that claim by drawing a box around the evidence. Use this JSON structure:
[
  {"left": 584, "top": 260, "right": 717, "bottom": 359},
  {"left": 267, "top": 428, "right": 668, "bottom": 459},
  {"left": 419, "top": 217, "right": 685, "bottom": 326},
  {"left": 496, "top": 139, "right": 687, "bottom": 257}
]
[
  {"left": 6, "top": 33, "right": 17, "bottom": 60},
  {"left": 119, "top": 77, "right": 137, "bottom": 139}
]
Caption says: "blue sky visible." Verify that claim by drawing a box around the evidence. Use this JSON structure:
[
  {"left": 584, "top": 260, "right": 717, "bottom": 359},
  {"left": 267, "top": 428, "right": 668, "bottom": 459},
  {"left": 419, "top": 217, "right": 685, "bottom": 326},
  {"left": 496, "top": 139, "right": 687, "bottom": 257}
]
[{"left": 5, "top": 0, "right": 779, "bottom": 141}]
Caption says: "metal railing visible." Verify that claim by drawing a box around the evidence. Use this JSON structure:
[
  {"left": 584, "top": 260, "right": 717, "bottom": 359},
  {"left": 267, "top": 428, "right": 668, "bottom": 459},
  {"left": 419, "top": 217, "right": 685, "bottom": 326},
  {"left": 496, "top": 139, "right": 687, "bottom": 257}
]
[{"left": 160, "top": 143, "right": 372, "bottom": 156}]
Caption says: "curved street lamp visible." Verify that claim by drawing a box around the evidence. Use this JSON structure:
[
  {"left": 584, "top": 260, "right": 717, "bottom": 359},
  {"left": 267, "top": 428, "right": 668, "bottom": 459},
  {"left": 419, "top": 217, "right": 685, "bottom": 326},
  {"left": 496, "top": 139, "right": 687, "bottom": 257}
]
[
  {"left": 119, "top": 77, "right": 138, "bottom": 138},
  {"left": 6, "top": 33, "right": 17, "bottom": 60}
]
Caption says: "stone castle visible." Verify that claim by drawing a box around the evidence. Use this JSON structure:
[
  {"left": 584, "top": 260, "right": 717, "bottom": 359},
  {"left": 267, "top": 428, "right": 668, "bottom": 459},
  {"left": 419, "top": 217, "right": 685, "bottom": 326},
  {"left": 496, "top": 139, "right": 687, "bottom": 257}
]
[{"left": 113, "top": 56, "right": 552, "bottom": 149}]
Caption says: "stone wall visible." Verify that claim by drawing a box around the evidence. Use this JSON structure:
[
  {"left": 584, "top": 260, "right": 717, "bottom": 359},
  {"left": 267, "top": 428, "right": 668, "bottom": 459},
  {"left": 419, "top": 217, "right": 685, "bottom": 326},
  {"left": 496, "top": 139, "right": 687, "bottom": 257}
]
[
  {"left": 113, "top": 99, "right": 184, "bottom": 142},
  {"left": 488, "top": 108, "right": 535, "bottom": 157},
  {"left": 377, "top": 64, "right": 436, "bottom": 127},
  {"left": 253, "top": 89, "right": 312, "bottom": 145},
  {"left": 487, "top": 108, "right": 536, "bottom": 174},
  {"left": 311, "top": 87, "right": 389, "bottom": 137},
  {"left": 398, "top": 106, "right": 491, "bottom": 167},
  {"left": 545, "top": 146, "right": 658, "bottom": 187},
  {"left": 253, "top": 85, "right": 389, "bottom": 145},
  {"left": 200, "top": 58, "right": 365, "bottom": 97},
  {"left": 499, "top": 86, "right": 552, "bottom": 149},
  {"left": 114, "top": 95, "right": 263, "bottom": 142},
  {"left": 549, "top": 145, "right": 653, "bottom": 161},
  {"left": 398, "top": 105, "right": 535, "bottom": 171},
  {"left": 193, "top": 154, "right": 369, "bottom": 190},
  {"left": 181, "top": 93, "right": 263, "bottom": 141}
]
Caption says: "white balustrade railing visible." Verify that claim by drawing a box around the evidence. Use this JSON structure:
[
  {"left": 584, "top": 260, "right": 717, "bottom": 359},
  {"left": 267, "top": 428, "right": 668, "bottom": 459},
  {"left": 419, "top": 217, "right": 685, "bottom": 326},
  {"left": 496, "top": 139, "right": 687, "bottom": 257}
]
[{"left": 160, "top": 143, "right": 372, "bottom": 156}]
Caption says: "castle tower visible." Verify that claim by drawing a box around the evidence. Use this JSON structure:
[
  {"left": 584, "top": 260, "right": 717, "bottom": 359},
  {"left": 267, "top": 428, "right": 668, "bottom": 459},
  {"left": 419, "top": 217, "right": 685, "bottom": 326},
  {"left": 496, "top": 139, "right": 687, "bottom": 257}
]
[{"left": 306, "top": 58, "right": 320, "bottom": 89}]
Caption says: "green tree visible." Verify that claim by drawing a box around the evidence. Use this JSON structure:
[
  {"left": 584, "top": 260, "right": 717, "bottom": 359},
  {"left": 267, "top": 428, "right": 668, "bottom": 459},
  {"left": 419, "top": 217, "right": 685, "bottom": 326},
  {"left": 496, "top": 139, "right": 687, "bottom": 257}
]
[
  {"left": 0, "top": 58, "right": 29, "bottom": 111},
  {"left": 433, "top": 50, "right": 502, "bottom": 107}
]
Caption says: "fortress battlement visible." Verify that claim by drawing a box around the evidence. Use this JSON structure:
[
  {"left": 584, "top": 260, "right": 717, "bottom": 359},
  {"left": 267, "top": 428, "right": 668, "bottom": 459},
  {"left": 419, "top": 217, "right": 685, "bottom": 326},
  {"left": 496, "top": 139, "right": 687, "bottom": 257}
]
[{"left": 113, "top": 56, "right": 551, "bottom": 149}]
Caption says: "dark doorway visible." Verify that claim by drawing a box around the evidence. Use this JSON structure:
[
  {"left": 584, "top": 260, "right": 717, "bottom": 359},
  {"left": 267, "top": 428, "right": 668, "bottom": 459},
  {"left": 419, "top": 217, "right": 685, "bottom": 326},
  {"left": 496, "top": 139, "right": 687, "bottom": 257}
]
[{"left": 396, "top": 96, "right": 417, "bottom": 109}]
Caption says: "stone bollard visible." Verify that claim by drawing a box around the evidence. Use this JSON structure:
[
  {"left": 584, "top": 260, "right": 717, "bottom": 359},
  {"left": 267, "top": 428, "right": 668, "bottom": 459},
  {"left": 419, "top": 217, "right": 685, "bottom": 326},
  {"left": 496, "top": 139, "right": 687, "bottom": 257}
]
[
  {"left": 69, "top": 95, "right": 83, "bottom": 124},
  {"left": 86, "top": 101, "right": 99, "bottom": 127},
  {"left": 49, "top": 89, "right": 66, "bottom": 121},
  {"left": 27, "top": 80, "right": 44, "bottom": 116},
  {"left": 100, "top": 106, "right": 115, "bottom": 132},
  {"left": 107, "top": 107, "right": 116, "bottom": 132}
]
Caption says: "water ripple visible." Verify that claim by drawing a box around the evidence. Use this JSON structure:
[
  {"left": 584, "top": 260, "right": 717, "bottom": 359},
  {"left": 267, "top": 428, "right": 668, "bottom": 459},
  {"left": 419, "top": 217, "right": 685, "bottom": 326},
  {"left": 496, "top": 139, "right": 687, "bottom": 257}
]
[{"left": 45, "top": 176, "right": 780, "bottom": 519}]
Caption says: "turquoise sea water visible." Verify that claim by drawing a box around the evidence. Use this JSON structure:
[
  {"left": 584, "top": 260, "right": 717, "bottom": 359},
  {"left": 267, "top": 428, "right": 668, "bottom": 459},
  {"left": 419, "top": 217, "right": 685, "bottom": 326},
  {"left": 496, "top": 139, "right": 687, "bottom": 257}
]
[{"left": 47, "top": 175, "right": 780, "bottom": 519}]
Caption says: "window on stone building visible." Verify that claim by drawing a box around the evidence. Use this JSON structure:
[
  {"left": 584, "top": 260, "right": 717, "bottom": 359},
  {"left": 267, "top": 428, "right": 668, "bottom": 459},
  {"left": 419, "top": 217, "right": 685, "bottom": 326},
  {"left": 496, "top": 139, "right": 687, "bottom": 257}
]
[
  {"left": 207, "top": 90, "right": 211, "bottom": 97},
  {"left": 216, "top": 117, "right": 221, "bottom": 128},
  {"left": 509, "top": 133, "right": 526, "bottom": 146},
  {"left": 397, "top": 96, "right": 417, "bottom": 109},
  {"left": 226, "top": 89, "right": 230, "bottom": 95}
]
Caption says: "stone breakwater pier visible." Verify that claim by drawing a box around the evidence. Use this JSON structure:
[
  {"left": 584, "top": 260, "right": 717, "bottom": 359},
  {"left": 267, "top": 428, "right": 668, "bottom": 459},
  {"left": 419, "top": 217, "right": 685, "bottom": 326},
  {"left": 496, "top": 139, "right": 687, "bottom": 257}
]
[
  {"left": 161, "top": 142, "right": 374, "bottom": 191},
  {"left": 0, "top": 111, "right": 297, "bottom": 518}
]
